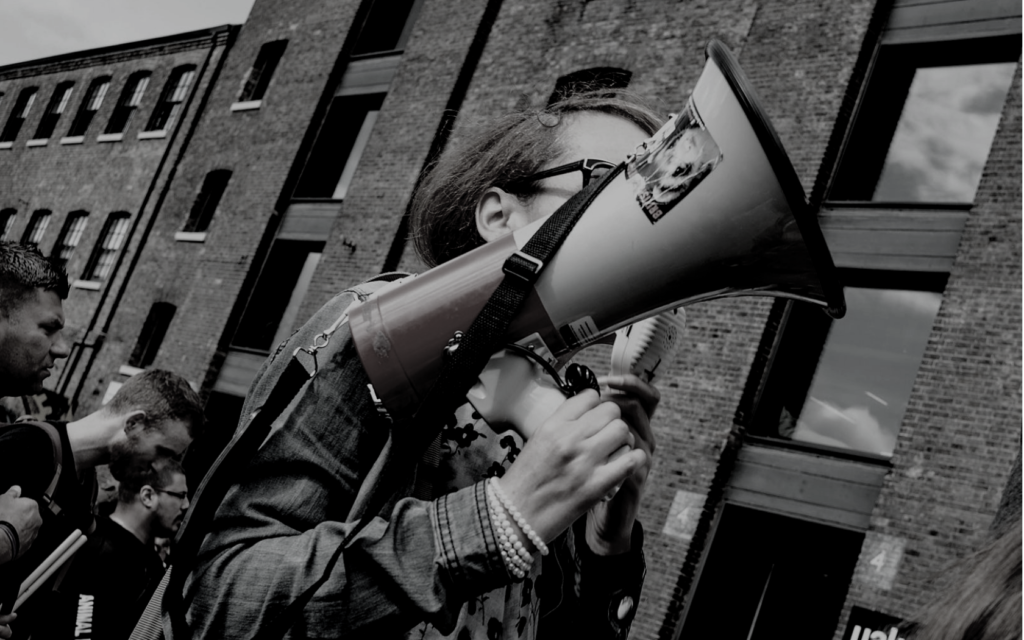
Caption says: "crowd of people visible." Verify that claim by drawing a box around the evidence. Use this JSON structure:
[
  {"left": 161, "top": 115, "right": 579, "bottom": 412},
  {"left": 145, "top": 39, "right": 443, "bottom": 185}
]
[{"left": 0, "top": 90, "right": 1017, "bottom": 640}]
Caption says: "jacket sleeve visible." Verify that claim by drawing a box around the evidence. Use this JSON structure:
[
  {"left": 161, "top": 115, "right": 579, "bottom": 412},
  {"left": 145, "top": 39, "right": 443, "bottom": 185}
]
[
  {"left": 183, "top": 289, "right": 512, "bottom": 638},
  {"left": 537, "top": 517, "right": 646, "bottom": 640}
]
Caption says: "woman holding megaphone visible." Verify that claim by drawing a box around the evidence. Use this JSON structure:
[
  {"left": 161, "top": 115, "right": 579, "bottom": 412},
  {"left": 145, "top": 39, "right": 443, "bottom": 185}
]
[{"left": 183, "top": 91, "right": 666, "bottom": 640}]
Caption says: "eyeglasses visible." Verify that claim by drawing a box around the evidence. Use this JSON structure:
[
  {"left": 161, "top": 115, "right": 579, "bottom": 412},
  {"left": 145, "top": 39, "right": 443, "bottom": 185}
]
[
  {"left": 511, "top": 158, "right": 617, "bottom": 190},
  {"left": 156, "top": 489, "right": 188, "bottom": 500}
]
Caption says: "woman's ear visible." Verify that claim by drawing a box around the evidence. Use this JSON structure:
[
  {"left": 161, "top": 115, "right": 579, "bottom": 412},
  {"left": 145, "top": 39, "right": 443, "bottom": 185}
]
[{"left": 475, "top": 187, "right": 529, "bottom": 243}]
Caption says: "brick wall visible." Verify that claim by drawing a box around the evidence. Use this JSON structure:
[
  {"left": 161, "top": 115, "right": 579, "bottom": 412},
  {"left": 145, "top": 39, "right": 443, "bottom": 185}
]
[{"left": 841, "top": 59, "right": 1022, "bottom": 627}]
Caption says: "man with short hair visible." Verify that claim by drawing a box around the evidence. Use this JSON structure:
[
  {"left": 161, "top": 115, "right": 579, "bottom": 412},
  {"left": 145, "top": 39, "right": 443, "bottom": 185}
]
[
  {"left": 40, "top": 457, "right": 189, "bottom": 640},
  {"left": 0, "top": 242, "right": 71, "bottom": 398},
  {"left": 0, "top": 369, "right": 203, "bottom": 638}
]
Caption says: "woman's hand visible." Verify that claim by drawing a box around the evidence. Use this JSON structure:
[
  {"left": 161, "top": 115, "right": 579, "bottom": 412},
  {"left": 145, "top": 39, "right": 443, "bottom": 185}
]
[
  {"left": 497, "top": 389, "right": 644, "bottom": 546},
  {"left": 586, "top": 374, "right": 659, "bottom": 555}
]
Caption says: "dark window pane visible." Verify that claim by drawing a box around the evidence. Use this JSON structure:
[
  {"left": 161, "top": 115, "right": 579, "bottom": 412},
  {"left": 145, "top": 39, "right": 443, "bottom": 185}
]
[
  {"left": 293, "top": 93, "right": 385, "bottom": 198},
  {"left": 22, "top": 210, "right": 51, "bottom": 247},
  {"left": 241, "top": 41, "right": 287, "bottom": 101},
  {"left": 146, "top": 66, "right": 195, "bottom": 132},
  {"left": 0, "top": 209, "right": 15, "bottom": 241},
  {"left": 105, "top": 72, "right": 150, "bottom": 134},
  {"left": 67, "top": 77, "right": 110, "bottom": 137},
  {"left": 34, "top": 82, "right": 74, "bottom": 140},
  {"left": 52, "top": 212, "right": 89, "bottom": 270},
  {"left": 1, "top": 88, "right": 38, "bottom": 143},
  {"left": 351, "top": 0, "right": 419, "bottom": 55},
  {"left": 184, "top": 170, "right": 232, "bottom": 232},
  {"left": 85, "top": 213, "right": 130, "bottom": 281},
  {"left": 232, "top": 240, "right": 324, "bottom": 351},
  {"left": 129, "top": 302, "right": 176, "bottom": 368}
]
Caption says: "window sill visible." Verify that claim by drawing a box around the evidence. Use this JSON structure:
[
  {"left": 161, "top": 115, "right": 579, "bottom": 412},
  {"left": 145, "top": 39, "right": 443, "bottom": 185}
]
[
  {"left": 97, "top": 133, "right": 123, "bottom": 143},
  {"left": 26, "top": 139, "right": 48, "bottom": 147},
  {"left": 230, "top": 100, "right": 262, "bottom": 112},
  {"left": 0, "top": 142, "right": 12, "bottom": 150},
  {"left": 138, "top": 130, "right": 167, "bottom": 140},
  {"left": 72, "top": 279, "right": 102, "bottom": 291},
  {"left": 60, "top": 136, "right": 85, "bottom": 145},
  {"left": 118, "top": 364, "right": 145, "bottom": 377},
  {"left": 174, "top": 231, "right": 207, "bottom": 243}
]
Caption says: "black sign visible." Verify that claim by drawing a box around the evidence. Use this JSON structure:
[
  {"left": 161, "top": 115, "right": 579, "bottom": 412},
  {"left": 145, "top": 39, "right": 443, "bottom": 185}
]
[{"left": 842, "top": 606, "right": 905, "bottom": 640}]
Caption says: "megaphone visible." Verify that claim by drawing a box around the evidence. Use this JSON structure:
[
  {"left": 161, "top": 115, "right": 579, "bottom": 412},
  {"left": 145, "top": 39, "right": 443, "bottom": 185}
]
[{"left": 349, "top": 39, "right": 845, "bottom": 430}]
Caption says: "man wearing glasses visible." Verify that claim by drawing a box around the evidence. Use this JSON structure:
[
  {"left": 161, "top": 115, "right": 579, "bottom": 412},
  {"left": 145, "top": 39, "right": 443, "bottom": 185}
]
[
  {"left": 40, "top": 457, "right": 189, "bottom": 640},
  {"left": 0, "top": 369, "right": 203, "bottom": 639}
]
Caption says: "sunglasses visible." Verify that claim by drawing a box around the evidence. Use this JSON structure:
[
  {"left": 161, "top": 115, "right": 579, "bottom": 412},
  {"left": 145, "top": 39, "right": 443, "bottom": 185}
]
[
  {"left": 156, "top": 489, "right": 188, "bottom": 500},
  {"left": 511, "top": 158, "right": 617, "bottom": 190}
]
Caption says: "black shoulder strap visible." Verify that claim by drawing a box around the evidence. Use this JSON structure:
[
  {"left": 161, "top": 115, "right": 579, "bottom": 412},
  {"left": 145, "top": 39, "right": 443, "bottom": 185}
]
[
  {"left": 250, "top": 166, "right": 623, "bottom": 640},
  {"left": 19, "top": 421, "right": 64, "bottom": 517}
]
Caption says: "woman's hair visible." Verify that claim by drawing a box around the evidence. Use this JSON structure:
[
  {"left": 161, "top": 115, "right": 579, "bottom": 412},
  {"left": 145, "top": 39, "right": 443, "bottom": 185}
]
[
  {"left": 410, "top": 91, "right": 665, "bottom": 268},
  {"left": 900, "top": 518, "right": 1022, "bottom": 640}
]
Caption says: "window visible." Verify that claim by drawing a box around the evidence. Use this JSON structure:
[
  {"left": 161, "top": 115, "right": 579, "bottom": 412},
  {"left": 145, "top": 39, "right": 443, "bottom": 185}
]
[
  {"left": 183, "top": 170, "right": 231, "bottom": 233},
  {"left": 128, "top": 302, "right": 176, "bottom": 368},
  {"left": 829, "top": 36, "right": 1018, "bottom": 204},
  {"left": 67, "top": 77, "right": 111, "bottom": 137},
  {"left": 232, "top": 240, "right": 323, "bottom": 351},
  {"left": 51, "top": 211, "right": 89, "bottom": 270},
  {"left": 0, "top": 209, "right": 15, "bottom": 241},
  {"left": 1, "top": 87, "right": 38, "bottom": 143},
  {"left": 238, "top": 41, "right": 287, "bottom": 102},
  {"left": 21, "top": 210, "right": 51, "bottom": 248},
  {"left": 145, "top": 66, "right": 196, "bottom": 132},
  {"left": 293, "top": 93, "right": 385, "bottom": 198},
  {"left": 83, "top": 212, "right": 130, "bottom": 281},
  {"left": 748, "top": 272, "right": 947, "bottom": 458},
  {"left": 350, "top": 0, "right": 424, "bottom": 56},
  {"left": 33, "top": 82, "right": 74, "bottom": 140},
  {"left": 105, "top": 71, "right": 151, "bottom": 134},
  {"left": 548, "top": 67, "right": 632, "bottom": 105}
]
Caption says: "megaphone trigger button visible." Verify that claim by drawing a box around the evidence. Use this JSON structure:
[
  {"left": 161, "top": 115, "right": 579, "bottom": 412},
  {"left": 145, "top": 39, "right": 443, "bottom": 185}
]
[{"left": 564, "top": 363, "right": 600, "bottom": 397}]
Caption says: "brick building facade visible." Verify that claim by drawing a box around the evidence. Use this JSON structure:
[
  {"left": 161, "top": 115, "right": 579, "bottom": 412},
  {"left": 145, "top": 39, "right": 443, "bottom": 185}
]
[{"left": 1, "top": 1, "right": 1019, "bottom": 638}]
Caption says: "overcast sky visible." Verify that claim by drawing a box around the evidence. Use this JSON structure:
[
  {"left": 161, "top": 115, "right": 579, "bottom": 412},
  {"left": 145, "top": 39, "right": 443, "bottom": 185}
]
[{"left": 0, "top": 0, "right": 256, "bottom": 67}]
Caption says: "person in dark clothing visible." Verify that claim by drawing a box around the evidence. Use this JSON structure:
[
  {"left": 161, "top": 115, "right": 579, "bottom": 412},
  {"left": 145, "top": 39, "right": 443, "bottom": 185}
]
[
  {"left": 0, "top": 369, "right": 203, "bottom": 638},
  {"left": 39, "top": 457, "right": 189, "bottom": 640}
]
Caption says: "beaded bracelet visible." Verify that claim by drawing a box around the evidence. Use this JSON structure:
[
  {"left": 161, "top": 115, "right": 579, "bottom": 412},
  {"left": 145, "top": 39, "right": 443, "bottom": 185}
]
[
  {"left": 485, "top": 482, "right": 528, "bottom": 578},
  {"left": 486, "top": 482, "right": 534, "bottom": 570},
  {"left": 0, "top": 520, "right": 19, "bottom": 561},
  {"left": 488, "top": 477, "right": 549, "bottom": 556}
]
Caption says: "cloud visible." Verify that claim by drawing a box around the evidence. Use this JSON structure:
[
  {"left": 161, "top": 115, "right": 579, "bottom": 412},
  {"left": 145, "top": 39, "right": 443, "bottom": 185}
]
[
  {"left": 794, "top": 397, "right": 895, "bottom": 456},
  {"left": 0, "top": 0, "right": 256, "bottom": 67}
]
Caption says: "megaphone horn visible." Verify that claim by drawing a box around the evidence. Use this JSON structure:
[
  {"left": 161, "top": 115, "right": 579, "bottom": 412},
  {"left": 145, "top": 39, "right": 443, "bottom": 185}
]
[{"left": 349, "top": 39, "right": 846, "bottom": 424}]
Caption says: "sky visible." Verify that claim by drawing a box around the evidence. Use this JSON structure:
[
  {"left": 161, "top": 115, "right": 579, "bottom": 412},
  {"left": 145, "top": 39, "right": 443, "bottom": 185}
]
[{"left": 0, "top": 0, "right": 256, "bottom": 67}]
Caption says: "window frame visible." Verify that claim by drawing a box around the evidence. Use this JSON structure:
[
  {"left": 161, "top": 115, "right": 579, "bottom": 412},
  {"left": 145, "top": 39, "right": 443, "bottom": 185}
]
[
  {"left": 144, "top": 65, "right": 197, "bottom": 133},
  {"left": 0, "top": 87, "right": 39, "bottom": 143},
  {"left": 128, "top": 301, "right": 177, "bottom": 368},
  {"left": 82, "top": 212, "right": 131, "bottom": 282},
  {"left": 238, "top": 40, "right": 288, "bottom": 103},
  {"left": 66, "top": 76, "right": 111, "bottom": 138},
  {"left": 104, "top": 71, "right": 151, "bottom": 136},
  {"left": 0, "top": 209, "right": 15, "bottom": 241},
  {"left": 33, "top": 81, "right": 75, "bottom": 141},
  {"left": 182, "top": 170, "right": 232, "bottom": 233},
  {"left": 21, "top": 209, "right": 51, "bottom": 248},
  {"left": 349, "top": 0, "right": 426, "bottom": 57},
  {"left": 51, "top": 210, "right": 89, "bottom": 271}
]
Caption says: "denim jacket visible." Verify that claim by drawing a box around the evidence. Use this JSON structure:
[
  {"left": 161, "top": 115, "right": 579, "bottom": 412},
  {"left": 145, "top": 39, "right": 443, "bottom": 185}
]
[{"left": 184, "top": 282, "right": 645, "bottom": 639}]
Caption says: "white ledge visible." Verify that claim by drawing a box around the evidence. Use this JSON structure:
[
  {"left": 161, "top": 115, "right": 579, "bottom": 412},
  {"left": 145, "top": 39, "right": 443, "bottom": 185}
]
[
  {"left": 26, "top": 139, "right": 48, "bottom": 147},
  {"left": 230, "top": 100, "right": 262, "bottom": 112},
  {"left": 138, "top": 130, "right": 167, "bottom": 139},
  {"left": 72, "top": 279, "right": 102, "bottom": 290},
  {"left": 0, "top": 141, "right": 12, "bottom": 149},
  {"left": 60, "top": 136, "right": 85, "bottom": 145},
  {"left": 118, "top": 364, "right": 145, "bottom": 377},
  {"left": 174, "top": 231, "right": 207, "bottom": 243},
  {"left": 97, "top": 133, "right": 123, "bottom": 143}
]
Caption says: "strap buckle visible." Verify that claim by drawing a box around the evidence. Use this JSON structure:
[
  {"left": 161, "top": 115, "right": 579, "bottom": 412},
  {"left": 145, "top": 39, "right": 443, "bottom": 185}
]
[{"left": 502, "top": 251, "right": 544, "bottom": 286}]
